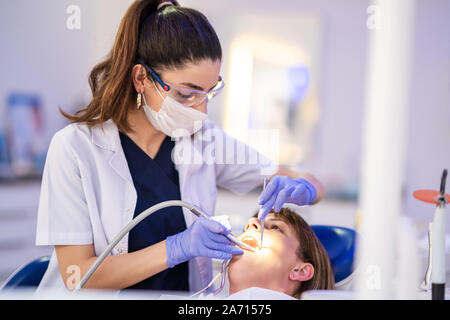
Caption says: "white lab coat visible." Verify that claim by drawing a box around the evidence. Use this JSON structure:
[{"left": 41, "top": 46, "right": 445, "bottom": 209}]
[{"left": 35, "top": 119, "right": 277, "bottom": 293}]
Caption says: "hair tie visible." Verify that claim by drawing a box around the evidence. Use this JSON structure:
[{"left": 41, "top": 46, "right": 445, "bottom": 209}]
[{"left": 157, "top": 1, "right": 174, "bottom": 10}]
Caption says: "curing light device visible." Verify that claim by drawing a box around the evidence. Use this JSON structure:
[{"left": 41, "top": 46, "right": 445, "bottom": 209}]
[
  {"left": 73, "top": 200, "right": 255, "bottom": 292},
  {"left": 413, "top": 169, "right": 449, "bottom": 300}
]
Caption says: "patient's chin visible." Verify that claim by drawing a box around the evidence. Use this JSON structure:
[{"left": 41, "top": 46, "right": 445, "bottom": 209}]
[
  {"left": 229, "top": 250, "right": 248, "bottom": 271},
  {"left": 230, "top": 252, "right": 243, "bottom": 264},
  {"left": 228, "top": 254, "right": 265, "bottom": 292},
  {"left": 229, "top": 249, "right": 256, "bottom": 274},
  {"left": 228, "top": 256, "right": 245, "bottom": 286}
]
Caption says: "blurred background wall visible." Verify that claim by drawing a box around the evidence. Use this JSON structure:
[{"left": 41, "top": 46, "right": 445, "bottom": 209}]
[{"left": 0, "top": 0, "right": 449, "bottom": 287}]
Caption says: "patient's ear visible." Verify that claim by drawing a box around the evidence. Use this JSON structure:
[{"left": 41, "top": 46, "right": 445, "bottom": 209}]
[{"left": 289, "top": 262, "right": 314, "bottom": 282}]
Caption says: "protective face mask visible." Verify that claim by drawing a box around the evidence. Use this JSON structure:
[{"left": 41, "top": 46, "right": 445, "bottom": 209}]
[{"left": 141, "top": 84, "right": 207, "bottom": 138}]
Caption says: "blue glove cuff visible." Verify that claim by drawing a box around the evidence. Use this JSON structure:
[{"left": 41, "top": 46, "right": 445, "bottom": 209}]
[
  {"left": 166, "top": 232, "right": 189, "bottom": 268},
  {"left": 294, "top": 178, "right": 317, "bottom": 204}
]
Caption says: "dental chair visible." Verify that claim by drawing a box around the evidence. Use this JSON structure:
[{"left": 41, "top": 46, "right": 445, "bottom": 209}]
[
  {"left": 1, "top": 226, "right": 357, "bottom": 291},
  {"left": 0, "top": 256, "right": 50, "bottom": 290},
  {"left": 311, "top": 225, "right": 357, "bottom": 290}
]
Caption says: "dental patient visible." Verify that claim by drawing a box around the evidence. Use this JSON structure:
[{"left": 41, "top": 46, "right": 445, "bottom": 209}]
[
  {"left": 227, "top": 208, "right": 335, "bottom": 299},
  {"left": 158, "top": 208, "right": 335, "bottom": 300}
]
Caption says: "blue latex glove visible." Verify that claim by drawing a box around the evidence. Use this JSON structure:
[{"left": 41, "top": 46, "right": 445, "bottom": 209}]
[
  {"left": 257, "top": 176, "right": 317, "bottom": 220},
  {"left": 166, "top": 217, "right": 243, "bottom": 268}
]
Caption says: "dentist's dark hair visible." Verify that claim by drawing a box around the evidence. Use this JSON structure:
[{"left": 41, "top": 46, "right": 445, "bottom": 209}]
[{"left": 60, "top": 0, "right": 222, "bottom": 133}]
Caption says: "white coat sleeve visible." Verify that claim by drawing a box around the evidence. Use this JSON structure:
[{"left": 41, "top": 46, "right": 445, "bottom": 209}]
[
  {"left": 214, "top": 129, "right": 278, "bottom": 196},
  {"left": 35, "top": 130, "right": 93, "bottom": 246}
]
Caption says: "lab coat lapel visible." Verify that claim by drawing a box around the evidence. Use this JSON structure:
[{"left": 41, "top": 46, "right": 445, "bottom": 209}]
[
  {"left": 174, "top": 134, "right": 203, "bottom": 184},
  {"left": 175, "top": 130, "right": 204, "bottom": 228},
  {"left": 91, "top": 120, "right": 134, "bottom": 186},
  {"left": 109, "top": 147, "right": 134, "bottom": 187}
]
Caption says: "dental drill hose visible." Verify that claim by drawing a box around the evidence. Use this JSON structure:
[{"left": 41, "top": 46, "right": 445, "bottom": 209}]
[
  {"left": 74, "top": 200, "right": 200, "bottom": 291},
  {"left": 73, "top": 200, "right": 252, "bottom": 291}
]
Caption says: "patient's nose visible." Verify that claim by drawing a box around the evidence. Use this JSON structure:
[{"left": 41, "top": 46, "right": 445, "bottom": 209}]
[{"left": 244, "top": 218, "right": 261, "bottom": 232}]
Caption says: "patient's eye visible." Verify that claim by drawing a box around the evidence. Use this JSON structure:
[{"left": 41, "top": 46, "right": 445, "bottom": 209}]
[{"left": 267, "top": 223, "right": 284, "bottom": 233}]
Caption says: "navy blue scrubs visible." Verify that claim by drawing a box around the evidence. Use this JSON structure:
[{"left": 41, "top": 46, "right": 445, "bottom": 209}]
[{"left": 119, "top": 131, "right": 189, "bottom": 292}]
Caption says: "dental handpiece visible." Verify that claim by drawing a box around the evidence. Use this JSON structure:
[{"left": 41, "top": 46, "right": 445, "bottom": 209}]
[{"left": 190, "top": 206, "right": 257, "bottom": 252}]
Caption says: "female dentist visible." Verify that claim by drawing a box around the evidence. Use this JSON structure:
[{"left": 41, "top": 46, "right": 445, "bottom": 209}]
[{"left": 35, "top": 0, "right": 325, "bottom": 294}]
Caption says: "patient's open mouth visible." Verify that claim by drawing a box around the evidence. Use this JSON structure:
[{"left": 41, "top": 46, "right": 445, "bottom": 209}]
[{"left": 240, "top": 235, "right": 261, "bottom": 251}]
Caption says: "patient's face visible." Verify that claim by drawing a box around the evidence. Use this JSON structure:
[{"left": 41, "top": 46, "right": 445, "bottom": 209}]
[{"left": 228, "top": 214, "right": 301, "bottom": 294}]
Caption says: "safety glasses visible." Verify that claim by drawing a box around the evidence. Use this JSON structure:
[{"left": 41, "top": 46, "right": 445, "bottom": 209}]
[{"left": 137, "top": 59, "right": 225, "bottom": 108}]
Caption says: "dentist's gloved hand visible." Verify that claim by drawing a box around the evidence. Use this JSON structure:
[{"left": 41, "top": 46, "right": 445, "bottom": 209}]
[
  {"left": 258, "top": 176, "right": 317, "bottom": 220},
  {"left": 166, "top": 217, "right": 244, "bottom": 268}
]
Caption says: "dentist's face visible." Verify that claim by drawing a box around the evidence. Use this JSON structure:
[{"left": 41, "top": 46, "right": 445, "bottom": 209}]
[
  {"left": 137, "top": 58, "right": 222, "bottom": 114},
  {"left": 228, "top": 214, "right": 301, "bottom": 293}
]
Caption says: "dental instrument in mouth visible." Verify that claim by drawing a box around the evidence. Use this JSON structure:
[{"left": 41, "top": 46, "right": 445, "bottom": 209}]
[{"left": 259, "top": 178, "right": 268, "bottom": 248}]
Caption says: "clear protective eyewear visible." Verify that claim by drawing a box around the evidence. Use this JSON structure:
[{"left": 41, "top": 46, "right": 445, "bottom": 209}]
[{"left": 137, "top": 59, "right": 225, "bottom": 108}]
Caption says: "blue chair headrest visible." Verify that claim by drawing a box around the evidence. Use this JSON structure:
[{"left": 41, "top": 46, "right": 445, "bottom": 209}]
[
  {"left": 2, "top": 256, "right": 50, "bottom": 289},
  {"left": 311, "top": 225, "right": 357, "bottom": 283}
]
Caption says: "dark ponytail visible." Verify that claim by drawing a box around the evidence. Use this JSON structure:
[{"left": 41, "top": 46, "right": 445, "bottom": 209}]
[{"left": 60, "top": 0, "right": 222, "bottom": 133}]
